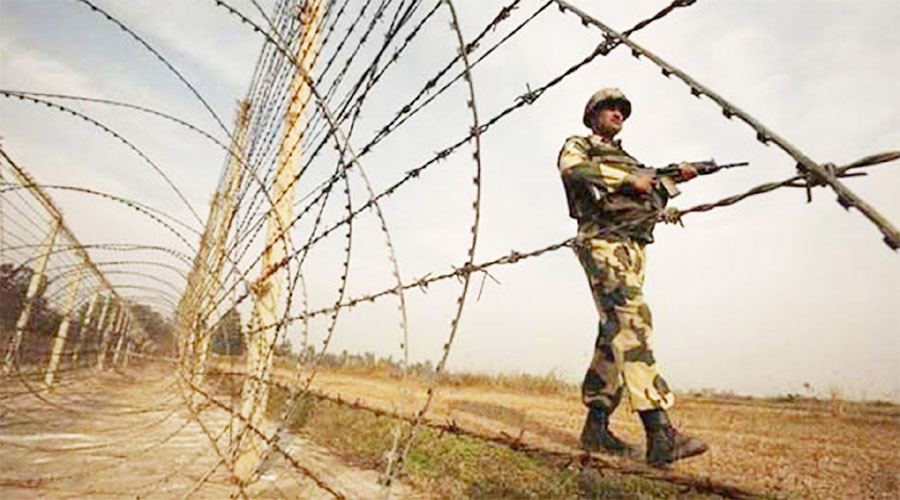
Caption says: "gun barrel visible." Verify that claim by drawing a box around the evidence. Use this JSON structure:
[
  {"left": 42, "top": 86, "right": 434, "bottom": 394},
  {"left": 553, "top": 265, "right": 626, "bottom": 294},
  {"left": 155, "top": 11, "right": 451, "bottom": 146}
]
[{"left": 654, "top": 161, "right": 749, "bottom": 177}]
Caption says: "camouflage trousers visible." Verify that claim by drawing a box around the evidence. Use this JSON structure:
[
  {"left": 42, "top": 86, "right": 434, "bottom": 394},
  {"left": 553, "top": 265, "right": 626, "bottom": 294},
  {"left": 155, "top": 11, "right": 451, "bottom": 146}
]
[{"left": 574, "top": 236, "right": 675, "bottom": 412}]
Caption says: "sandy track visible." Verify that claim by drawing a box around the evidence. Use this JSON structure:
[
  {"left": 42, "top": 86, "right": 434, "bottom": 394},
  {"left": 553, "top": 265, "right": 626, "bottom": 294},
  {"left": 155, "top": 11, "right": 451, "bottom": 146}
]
[{"left": 0, "top": 365, "right": 420, "bottom": 499}]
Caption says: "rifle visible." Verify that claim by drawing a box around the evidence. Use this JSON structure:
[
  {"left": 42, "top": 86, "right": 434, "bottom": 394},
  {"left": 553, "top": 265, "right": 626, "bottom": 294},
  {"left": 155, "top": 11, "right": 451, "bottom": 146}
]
[{"left": 655, "top": 160, "right": 749, "bottom": 197}]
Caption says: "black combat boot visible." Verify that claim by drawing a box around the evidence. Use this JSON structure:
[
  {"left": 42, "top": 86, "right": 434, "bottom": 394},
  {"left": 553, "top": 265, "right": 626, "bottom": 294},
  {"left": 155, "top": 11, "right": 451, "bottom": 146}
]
[
  {"left": 639, "top": 409, "right": 709, "bottom": 467},
  {"left": 579, "top": 405, "right": 639, "bottom": 458}
]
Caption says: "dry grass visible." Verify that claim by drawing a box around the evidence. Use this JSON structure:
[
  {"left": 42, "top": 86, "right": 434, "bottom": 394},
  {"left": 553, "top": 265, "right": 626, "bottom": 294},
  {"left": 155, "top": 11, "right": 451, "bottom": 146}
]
[
  {"left": 435, "top": 370, "right": 576, "bottom": 397},
  {"left": 320, "top": 363, "right": 577, "bottom": 397},
  {"left": 292, "top": 397, "right": 720, "bottom": 499},
  {"left": 303, "top": 399, "right": 579, "bottom": 499},
  {"left": 207, "top": 364, "right": 900, "bottom": 499},
  {"left": 203, "top": 366, "right": 721, "bottom": 499},
  {"left": 302, "top": 368, "right": 899, "bottom": 499}
]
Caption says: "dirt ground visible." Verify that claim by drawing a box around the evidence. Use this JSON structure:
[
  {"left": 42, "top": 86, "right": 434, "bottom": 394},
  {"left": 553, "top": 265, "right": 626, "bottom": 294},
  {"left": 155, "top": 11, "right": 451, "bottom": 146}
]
[
  {"left": 302, "top": 369, "right": 900, "bottom": 499},
  {"left": 0, "top": 364, "right": 421, "bottom": 499},
  {"left": 2, "top": 363, "right": 897, "bottom": 499}
]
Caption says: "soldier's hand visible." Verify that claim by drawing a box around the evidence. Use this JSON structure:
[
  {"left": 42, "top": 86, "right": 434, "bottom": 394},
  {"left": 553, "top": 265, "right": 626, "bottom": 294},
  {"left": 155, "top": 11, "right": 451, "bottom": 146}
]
[
  {"left": 679, "top": 162, "right": 698, "bottom": 181},
  {"left": 629, "top": 171, "right": 656, "bottom": 193}
]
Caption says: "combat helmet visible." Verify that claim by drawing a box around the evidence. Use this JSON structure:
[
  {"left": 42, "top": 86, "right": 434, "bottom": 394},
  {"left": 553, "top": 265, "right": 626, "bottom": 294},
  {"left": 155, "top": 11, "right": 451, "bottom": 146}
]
[{"left": 583, "top": 88, "right": 632, "bottom": 129}]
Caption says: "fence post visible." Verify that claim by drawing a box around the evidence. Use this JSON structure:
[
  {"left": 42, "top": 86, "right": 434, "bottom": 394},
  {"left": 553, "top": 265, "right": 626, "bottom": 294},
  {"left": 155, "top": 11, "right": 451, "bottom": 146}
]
[
  {"left": 233, "top": 0, "right": 329, "bottom": 482},
  {"left": 3, "top": 220, "right": 61, "bottom": 375},
  {"left": 92, "top": 295, "right": 112, "bottom": 367},
  {"left": 193, "top": 99, "right": 251, "bottom": 383},
  {"left": 122, "top": 330, "right": 131, "bottom": 368},
  {"left": 97, "top": 302, "right": 120, "bottom": 370},
  {"left": 112, "top": 314, "right": 129, "bottom": 366},
  {"left": 44, "top": 263, "right": 85, "bottom": 386},
  {"left": 71, "top": 290, "right": 99, "bottom": 369}
]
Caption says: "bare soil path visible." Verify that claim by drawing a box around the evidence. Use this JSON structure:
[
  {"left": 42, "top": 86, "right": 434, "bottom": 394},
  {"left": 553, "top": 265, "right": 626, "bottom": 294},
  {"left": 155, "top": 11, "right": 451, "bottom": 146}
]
[{"left": 0, "top": 364, "right": 420, "bottom": 499}]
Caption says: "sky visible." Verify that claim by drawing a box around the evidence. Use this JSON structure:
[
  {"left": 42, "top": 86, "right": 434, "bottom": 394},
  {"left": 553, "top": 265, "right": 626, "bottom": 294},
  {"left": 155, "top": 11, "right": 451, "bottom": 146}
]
[{"left": 1, "top": 0, "right": 898, "bottom": 402}]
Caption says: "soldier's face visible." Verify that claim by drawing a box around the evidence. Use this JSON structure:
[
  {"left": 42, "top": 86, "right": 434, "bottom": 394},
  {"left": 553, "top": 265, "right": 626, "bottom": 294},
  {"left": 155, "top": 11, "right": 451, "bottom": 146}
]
[{"left": 593, "top": 105, "right": 624, "bottom": 137}]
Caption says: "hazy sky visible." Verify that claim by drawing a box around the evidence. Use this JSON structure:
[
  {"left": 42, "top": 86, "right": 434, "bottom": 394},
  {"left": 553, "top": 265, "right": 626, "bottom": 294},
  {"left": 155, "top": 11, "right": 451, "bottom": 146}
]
[{"left": 1, "top": 0, "right": 898, "bottom": 402}]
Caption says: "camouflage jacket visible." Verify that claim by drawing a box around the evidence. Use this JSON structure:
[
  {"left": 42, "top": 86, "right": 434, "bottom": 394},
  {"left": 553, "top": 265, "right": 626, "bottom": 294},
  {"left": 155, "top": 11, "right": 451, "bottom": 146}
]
[{"left": 557, "top": 134, "right": 667, "bottom": 244}]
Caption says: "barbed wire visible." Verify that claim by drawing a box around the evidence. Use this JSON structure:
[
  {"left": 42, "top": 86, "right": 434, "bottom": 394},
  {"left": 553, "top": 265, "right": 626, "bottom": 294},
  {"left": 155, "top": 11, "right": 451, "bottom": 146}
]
[
  {"left": 551, "top": 0, "right": 900, "bottom": 250},
  {"left": 0, "top": 182, "right": 198, "bottom": 254},
  {"left": 0, "top": 91, "right": 296, "bottom": 306},
  {"left": 180, "top": 143, "right": 894, "bottom": 494},
  {"left": 188, "top": 1, "right": 552, "bottom": 346},
  {"left": 379, "top": 0, "right": 485, "bottom": 484},
  {"left": 3, "top": 0, "right": 897, "bottom": 498},
  {"left": 0, "top": 93, "right": 204, "bottom": 227},
  {"left": 676, "top": 151, "right": 900, "bottom": 218},
  {"left": 195, "top": 3, "right": 436, "bottom": 493},
  {"left": 73, "top": 0, "right": 232, "bottom": 138}
]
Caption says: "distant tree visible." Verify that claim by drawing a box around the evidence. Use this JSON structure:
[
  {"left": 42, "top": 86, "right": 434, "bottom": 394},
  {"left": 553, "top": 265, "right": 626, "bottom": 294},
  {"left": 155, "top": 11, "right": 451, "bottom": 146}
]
[
  {"left": 299, "top": 345, "right": 314, "bottom": 363},
  {"left": 1, "top": 263, "right": 35, "bottom": 330},
  {"left": 210, "top": 307, "right": 243, "bottom": 356},
  {"left": 131, "top": 303, "right": 174, "bottom": 354},
  {"left": 0, "top": 263, "right": 59, "bottom": 362},
  {"left": 274, "top": 337, "right": 292, "bottom": 358}
]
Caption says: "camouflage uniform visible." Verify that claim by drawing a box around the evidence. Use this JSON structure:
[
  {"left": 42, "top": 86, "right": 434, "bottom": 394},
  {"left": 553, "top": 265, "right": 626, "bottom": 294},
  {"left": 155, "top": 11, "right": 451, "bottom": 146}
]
[{"left": 557, "top": 133, "right": 675, "bottom": 413}]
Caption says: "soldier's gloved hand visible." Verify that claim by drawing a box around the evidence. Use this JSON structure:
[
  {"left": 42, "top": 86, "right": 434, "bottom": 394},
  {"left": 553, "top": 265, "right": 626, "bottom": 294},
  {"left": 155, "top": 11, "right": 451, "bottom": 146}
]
[
  {"left": 628, "top": 171, "right": 657, "bottom": 193},
  {"left": 678, "top": 162, "right": 698, "bottom": 181}
]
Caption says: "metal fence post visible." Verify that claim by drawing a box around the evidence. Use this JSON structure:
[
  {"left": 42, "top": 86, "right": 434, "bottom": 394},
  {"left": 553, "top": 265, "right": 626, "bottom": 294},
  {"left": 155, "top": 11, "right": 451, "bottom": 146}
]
[
  {"left": 233, "top": 0, "right": 328, "bottom": 481},
  {"left": 3, "top": 219, "right": 61, "bottom": 374},
  {"left": 71, "top": 290, "right": 99, "bottom": 369},
  {"left": 112, "top": 315, "right": 129, "bottom": 366},
  {"left": 44, "top": 262, "right": 85, "bottom": 385},
  {"left": 122, "top": 329, "right": 131, "bottom": 368},
  {"left": 194, "top": 100, "right": 251, "bottom": 383},
  {"left": 97, "top": 302, "right": 120, "bottom": 370}
]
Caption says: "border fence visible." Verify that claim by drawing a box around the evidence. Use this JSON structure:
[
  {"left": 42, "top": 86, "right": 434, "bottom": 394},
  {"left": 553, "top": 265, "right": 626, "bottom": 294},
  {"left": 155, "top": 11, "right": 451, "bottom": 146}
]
[{"left": 1, "top": 1, "right": 896, "bottom": 498}]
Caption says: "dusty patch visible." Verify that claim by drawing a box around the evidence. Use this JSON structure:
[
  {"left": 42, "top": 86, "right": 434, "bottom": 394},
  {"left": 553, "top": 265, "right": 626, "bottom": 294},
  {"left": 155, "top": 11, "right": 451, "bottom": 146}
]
[{"left": 0, "top": 364, "right": 420, "bottom": 499}]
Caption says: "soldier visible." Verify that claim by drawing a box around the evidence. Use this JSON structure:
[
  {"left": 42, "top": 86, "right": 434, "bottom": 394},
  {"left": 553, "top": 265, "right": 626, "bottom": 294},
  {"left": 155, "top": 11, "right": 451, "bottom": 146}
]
[{"left": 557, "top": 88, "right": 708, "bottom": 466}]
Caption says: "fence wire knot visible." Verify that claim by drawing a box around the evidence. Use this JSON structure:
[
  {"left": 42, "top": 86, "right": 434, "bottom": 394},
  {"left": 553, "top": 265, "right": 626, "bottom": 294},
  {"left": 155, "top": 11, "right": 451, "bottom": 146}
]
[
  {"left": 797, "top": 161, "right": 838, "bottom": 203},
  {"left": 516, "top": 84, "right": 541, "bottom": 105},
  {"left": 500, "top": 429, "right": 526, "bottom": 449},
  {"left": 596, "top": 34, "right": 619, "bottom": 55},
  {"left": 415, "top": 273, "right": 432, "bottom": 292},
  {"left": 491, "top": 5, "right": 517, "bottom": 31},
  {"left": 452, "top": 263, "right": 478, "bottom": 281},
  {"left": 660, "top": 206, "right": 684, "bottom": 226},
  {"left": 440, "top": 419, "right": 460, "bottom": 437},
  {"left": 248, "top": 277, "right": 270, "bottom": 298}
]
